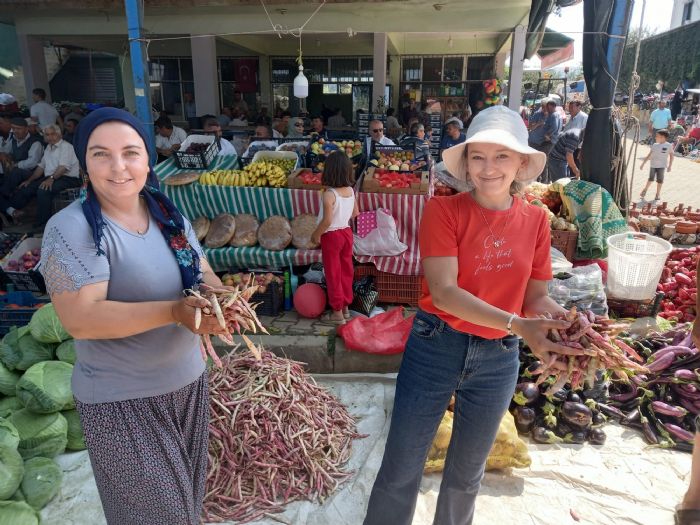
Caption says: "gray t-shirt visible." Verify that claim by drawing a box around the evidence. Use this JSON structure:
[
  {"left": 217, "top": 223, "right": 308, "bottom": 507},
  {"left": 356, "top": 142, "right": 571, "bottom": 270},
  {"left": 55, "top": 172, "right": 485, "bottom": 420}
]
[
  {"left": 39, "top": 201, "right": 205, "bottom": 404},
  {"left": 650, "top": 142, "right": 672, "bottom": 169}
]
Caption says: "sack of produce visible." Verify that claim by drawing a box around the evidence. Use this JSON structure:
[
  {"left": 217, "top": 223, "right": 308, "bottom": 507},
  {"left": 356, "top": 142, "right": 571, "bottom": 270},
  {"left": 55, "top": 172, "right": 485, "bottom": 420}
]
[
  {"left": 291, "top": 214, "right": 319, "bottom": 249},
  {"left": 424, "top": 411, "right": 454, "bottom": 473},
  {"left": 0, "top": 361, "right": 20, "bottom": 396},
  {"left": 0, "top": 398, "right": 23, "bottom": 419},
  {"left": 55, "top": 339, "right": 75, "bottom": 365},
  {"left": 0, "top": 500, "right": 39, "bottom": 525},
  {"left": 230, "top": 214, "right": 260, "bottom": 247},
  {"left": 16, "top": 361, "right": 74, "bottom": 414},
  {"left": 20, "top": 457, "right": 62, "bottom": 510},
  {"left": 258, "top": 216, "right": 292, "bottom": 251},
  {"left": 28, "top": 304, "right": 71, "bottom": 344},
  {"left": 0, "top": 446, "right": 24, "bottom": 500},
  {"left": 0, "top": 327, "right": 55, "bottom": 372},
  {"left": 204, "top": 214, "right": 236, "bottom": 249},
  {"left": 8, "top": 410, "right": 67, "bottom": 459},
  {"left": 192, "top": 216, "right": 210, "bottom": 242},
  {"left": 0, "top": 418, "right": 19, "bottom": 450},
  {"left": 61, "top": 410, "right": 86, "bottom": 451}
]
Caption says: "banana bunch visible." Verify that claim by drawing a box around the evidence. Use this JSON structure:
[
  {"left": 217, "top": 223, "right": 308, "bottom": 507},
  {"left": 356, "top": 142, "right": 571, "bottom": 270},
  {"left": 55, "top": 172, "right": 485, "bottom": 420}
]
[
  {"left": 245, "top": 161, "right": 288, "bottom": 188},
  {"left": 199, "top": 169, "right": 251, "bottom": 187}
]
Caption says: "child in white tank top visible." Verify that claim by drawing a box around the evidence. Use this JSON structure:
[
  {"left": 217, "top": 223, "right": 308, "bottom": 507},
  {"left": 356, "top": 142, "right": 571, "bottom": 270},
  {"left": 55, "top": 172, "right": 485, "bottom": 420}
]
[{"left": 311, "top": 152, "right": 359, "bottom": 325}]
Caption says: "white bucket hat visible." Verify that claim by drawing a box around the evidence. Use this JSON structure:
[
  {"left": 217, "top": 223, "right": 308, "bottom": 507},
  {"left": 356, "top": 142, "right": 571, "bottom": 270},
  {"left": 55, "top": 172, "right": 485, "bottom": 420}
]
[{"left": 442, "top": 105, "right": 546, "bottom": 185}]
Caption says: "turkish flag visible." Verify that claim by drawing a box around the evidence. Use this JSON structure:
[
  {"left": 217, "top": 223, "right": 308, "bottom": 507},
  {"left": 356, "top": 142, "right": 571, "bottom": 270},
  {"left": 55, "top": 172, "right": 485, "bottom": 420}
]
[{"left": 235, "top": 59, "right": 258, "bottom": 93}]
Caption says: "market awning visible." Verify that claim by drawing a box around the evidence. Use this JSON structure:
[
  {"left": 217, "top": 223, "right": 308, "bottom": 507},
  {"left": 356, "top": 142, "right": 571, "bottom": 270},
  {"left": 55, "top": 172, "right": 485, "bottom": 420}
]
[{"left": 537, "top": 29, "right": 575, "bottom": 69}]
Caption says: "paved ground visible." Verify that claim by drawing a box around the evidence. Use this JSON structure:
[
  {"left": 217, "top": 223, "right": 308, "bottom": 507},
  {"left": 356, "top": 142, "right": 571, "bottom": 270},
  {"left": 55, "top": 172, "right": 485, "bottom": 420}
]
[{"left": 624, "top": 137, "right": 700, "bottom": 210}]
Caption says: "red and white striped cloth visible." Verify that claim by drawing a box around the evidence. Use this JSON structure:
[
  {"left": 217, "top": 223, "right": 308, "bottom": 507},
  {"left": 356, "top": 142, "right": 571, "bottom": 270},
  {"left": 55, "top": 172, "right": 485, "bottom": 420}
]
[{"left": 289, "top": 188, "right": 427, "bottom": 276}]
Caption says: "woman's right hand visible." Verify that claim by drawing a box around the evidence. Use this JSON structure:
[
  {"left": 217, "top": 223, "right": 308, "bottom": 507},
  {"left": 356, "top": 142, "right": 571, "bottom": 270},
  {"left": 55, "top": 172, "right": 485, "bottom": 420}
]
[
  {"left": 172, "top": 296, "right": 229, "bottom": 336},
  {"left": 512, "top": 317, "right": 584, "bottom": 371}
]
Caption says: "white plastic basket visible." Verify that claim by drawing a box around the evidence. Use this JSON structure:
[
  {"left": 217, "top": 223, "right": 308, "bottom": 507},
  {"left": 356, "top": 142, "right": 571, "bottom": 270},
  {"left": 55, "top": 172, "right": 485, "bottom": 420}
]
[{"left": 606, "top": 232, "right": 672, "bottom": 301}]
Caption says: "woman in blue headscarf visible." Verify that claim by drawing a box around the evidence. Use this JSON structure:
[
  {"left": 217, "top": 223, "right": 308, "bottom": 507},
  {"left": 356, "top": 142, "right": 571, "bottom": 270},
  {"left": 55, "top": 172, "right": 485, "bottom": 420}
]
[{"left": 39, "top": 108, "right": 227, "bottom": 524}]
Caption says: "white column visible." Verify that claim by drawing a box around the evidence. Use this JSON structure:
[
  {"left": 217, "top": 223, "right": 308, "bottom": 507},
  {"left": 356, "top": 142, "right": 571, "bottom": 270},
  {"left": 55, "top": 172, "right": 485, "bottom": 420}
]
[
  {"left": 258, "top": 55, "right": 271, "bottom": 111},
  {"left": 507, "top": 25, "right": 526, "bottom": 111},
  {"left": 190, "top": 35, "right": 220, "bottom": 116},
  {"left": 495, "top": 51, "right": 507, "bottom": 79},
  {"left": 372, "top": 33, "right": 388, "bottom": 112},
  {"left": 17, "top": 34, "right": 50, "bottom": 103}
]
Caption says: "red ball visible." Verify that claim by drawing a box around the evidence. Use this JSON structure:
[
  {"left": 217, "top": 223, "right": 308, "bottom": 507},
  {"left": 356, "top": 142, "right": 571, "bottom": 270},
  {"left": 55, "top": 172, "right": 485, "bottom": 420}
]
[{"left": 293, "top": 283, "right": 327, "bottom": 318}]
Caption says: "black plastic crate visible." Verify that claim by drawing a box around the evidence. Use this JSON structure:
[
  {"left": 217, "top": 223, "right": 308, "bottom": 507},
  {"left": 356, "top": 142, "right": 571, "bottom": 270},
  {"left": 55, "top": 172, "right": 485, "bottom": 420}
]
[
  {"left": 0, "top": 233, "right": 24, "bottom": 260},
  {"left": 250, "top": 281, "right": 284, "bottom": 317},
  {"left": 0, "top": 270, "right": 46, "bottom": 294},
  {"left": 173, "top": 138, "right": 218, "bottom": 170}
]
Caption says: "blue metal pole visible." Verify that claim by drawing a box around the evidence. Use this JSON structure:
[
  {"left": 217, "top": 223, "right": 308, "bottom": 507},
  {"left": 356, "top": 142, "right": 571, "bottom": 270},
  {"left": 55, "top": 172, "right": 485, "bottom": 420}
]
[{"left": 125, "top": 0, "right": 155, "bottom": 156}]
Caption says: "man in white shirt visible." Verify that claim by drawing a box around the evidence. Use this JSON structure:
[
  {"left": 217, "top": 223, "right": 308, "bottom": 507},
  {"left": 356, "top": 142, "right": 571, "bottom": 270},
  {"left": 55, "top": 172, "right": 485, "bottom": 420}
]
[
  {"left": 230, "top": 110, "right": 248, "bottom": 127},
  {"left": 155, "top": 117, "right": 188, "bottom": 161},
  {"left": 29, "top": 88, "right": 61, "bottom": 128},
  {"left": 364, "top": 119, "right": 395, "bottom": 160},
  {"left": 202, "top": 116, "right": 236, "bottom": 157},
  {"left": 563, "top": 100, "right": 588, "bottom": 132},
  {"left": 1, "top": 124, "right": 80, "bottom": 226},
  {"left": 0, "top": 117, "right": 44, "bottom": 180}
]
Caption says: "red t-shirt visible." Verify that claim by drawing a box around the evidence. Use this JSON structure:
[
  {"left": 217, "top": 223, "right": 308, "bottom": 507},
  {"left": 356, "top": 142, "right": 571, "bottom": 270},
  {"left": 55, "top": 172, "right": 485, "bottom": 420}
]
[
  {"left": 418, "top": 192, "right": 552, "bottom": 339},
  {"left": 689, "top": 127, "right": 700, "bottom": 141}
]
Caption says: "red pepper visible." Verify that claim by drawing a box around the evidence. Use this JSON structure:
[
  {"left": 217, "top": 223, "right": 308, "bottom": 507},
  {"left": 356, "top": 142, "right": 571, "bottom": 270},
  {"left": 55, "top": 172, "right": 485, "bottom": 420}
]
[{"left": 676, "top": 273, "right": 693, "bottom": 286}]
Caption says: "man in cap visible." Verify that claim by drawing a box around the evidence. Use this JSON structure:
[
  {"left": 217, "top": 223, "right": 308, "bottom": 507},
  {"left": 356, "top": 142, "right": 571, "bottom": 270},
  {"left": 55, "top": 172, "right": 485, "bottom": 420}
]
[{"left": 0, "top": 117, "right": 44, "bottom": 183}]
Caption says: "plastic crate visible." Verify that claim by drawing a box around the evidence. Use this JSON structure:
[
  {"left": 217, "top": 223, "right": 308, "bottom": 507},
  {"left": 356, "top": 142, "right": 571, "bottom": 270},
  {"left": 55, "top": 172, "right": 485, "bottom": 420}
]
[
  {"left": 354, "top": 264, "right": 422, "bottom": 306},
  {"left": 0, "top": 233, "right": 25, "bottom": 261},
  {"left": 0, "top": 237, "right": 46, "bottom": 293},
  {"left": 0, "top": 293, "right": 48, "bottom": 335},
  {"left": 173, "top": 135, "right": 217, "bottom": 170},
  {"left": 551, "top": 230, "right": 578, "bottom": 262},
  {"left": 250, "top": 281, "right": 284, "bottom": 317},
  {"left": 608, "top": 292, "right": 664, "bottom": 319}
]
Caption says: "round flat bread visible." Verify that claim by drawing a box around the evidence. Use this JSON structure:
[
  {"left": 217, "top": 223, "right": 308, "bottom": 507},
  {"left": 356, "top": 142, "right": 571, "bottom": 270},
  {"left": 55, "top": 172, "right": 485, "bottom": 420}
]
[
  {"left": 258, "top": 216, "right": 292, "bottom": 251},
  {"left": 230, "top": 214, "right": 260, "bottom": 247},
  {"left": 163, "top": 171, "right": 200, "bottom": 186},
  {"left": 204, "top": 214, "right": 236, "bottom": 248},
  {"left": 192, "top": 216, "right": 210, "bottom": 242},
  {"left": 291, "top": 214, "right": 319, "bottom": 249}
]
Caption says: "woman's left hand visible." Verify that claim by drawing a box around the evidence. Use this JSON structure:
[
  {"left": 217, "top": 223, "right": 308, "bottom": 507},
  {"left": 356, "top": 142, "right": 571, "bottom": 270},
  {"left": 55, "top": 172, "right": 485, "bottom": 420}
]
[{"left": 173, "top": 295, "right": 229, "bottom": 336}]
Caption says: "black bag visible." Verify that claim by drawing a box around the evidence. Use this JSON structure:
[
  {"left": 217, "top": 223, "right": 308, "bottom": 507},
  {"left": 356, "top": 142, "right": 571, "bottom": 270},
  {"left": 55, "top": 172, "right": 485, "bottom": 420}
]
[{"left": 351, "top": 275, "right": 379, "bottom": 316}]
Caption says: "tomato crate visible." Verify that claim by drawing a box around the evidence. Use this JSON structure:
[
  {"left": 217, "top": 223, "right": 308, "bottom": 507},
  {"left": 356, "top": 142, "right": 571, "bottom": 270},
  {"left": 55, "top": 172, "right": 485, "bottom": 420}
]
[
  {"left": 0, "top": 237, "right": 46, "bottom": 293},
  {"left": 608, "top": 293, "right": 664, "bottom": 319},
  {"left": 251, "top": 281, "right": 284, "bottom": 317},
  {"left": 354, "top": 264, "right": 422, "bottom": 306},
  {"left": 551, "top": 230, "right": 578, "bottom": 262}
]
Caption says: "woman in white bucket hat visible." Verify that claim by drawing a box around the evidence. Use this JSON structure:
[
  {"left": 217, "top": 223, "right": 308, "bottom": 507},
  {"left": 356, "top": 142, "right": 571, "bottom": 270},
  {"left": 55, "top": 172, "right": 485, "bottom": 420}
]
[{"left": 364, "top": 106, "right": 582, "bottom": 525}]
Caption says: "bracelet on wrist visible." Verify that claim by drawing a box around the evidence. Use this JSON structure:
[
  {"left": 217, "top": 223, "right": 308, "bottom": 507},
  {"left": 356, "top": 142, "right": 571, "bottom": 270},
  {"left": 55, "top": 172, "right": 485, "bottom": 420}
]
[{"left": 506, "top": 313, "right": 519, "bottom": 336}]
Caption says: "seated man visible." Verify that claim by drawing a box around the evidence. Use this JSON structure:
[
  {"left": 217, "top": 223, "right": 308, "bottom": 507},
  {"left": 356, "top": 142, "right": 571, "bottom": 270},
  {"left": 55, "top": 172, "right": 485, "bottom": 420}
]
[
  {"left": 0, "top": 124, "right": 80, "bottom": 227},
  {"left": 0, "top": 117, "right": 44, "bottom": 189},
  {"left": 155, "top": 117, "right": 187, "bottom": 162},
  {"left": 63, "top": 118, "right": 79, "bottom": 145},
  {"left": 242, "top": 125, "right": 277, "bottom": 158},
  {"left": 675, "top": 124, "right": 700, "bottom": 154},
  {"left": 201, "top": 115, "right": 236, "bottom": 157}
]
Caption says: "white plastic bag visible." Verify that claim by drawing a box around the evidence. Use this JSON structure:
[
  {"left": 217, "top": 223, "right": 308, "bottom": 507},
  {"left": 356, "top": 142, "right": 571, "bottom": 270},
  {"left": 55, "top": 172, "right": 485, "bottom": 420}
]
[{"left": 353, "top": 209, "right": 407, "bottom": 257}]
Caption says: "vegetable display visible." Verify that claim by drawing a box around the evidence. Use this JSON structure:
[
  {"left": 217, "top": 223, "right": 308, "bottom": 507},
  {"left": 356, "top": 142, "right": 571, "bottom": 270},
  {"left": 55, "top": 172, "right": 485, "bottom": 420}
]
[
  {"left": 20, "top": 457, "right": 62, "bottom": 510},
  {"left": 204, "top": 346, "right": 364, "bottom": 523},
  {"left": 657, "top": 247, "right": 697, "bottom": 322}
]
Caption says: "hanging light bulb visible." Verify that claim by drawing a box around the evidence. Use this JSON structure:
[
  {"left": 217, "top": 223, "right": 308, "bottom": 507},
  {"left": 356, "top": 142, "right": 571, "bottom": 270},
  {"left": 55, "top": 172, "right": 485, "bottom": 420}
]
[{"left": 294, "top": 65, "right": 309, "bottom": 99}]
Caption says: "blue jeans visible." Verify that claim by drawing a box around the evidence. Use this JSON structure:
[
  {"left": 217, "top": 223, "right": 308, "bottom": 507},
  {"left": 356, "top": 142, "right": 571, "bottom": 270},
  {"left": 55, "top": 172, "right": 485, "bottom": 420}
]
[
  {"left": 547, "top": 157, "right": 568, "bottom": 183},
  {"left": 364, "top": 310, "right": 521, "bottom": 525}
]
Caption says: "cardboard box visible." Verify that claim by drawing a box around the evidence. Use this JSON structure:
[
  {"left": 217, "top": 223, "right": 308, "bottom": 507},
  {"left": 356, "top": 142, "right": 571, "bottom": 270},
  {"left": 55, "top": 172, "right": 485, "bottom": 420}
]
[
  {"left": 287, "top": 169, "right": 324, "bottom": 191},
  {"left": 361, "top": 168, "right": 430, "bottom": 195}
]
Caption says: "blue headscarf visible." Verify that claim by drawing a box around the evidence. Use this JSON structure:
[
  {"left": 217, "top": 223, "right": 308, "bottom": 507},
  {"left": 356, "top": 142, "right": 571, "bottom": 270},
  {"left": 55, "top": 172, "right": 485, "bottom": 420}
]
[{"left": 73, "top": 108, "right": 201, "bottom": 290}]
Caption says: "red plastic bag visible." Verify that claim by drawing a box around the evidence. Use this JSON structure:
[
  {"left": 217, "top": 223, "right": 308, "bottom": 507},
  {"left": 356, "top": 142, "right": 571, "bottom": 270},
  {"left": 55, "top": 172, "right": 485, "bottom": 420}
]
[{"left": 337, "top": 308, "right": 414, "bottom": 355}]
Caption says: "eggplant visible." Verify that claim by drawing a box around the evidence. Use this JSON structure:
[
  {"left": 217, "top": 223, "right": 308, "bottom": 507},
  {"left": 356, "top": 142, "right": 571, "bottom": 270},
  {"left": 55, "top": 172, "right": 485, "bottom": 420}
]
[
  {"left": 592, "top": 411, "right": 607, "bottom": 426},
  {"left": 526, "top": 360, "right": 543, "bottom": 376},
  {"left": 551, "top": 388, "right": 569, "bottom": 404},
  {"left": 513, "top": 406, "right": 536, "bottom": 434},
  {"left": 674, "top": 369, "right": 696, "bottom": 381},
  {"left": 621, "top": 408, "right": 642, "bottom": 428},
  {"left": 531, "top": 426, "right": 562, "bottom": 444},
  {"left": 513, "top": 382, "right": 540, "bottom": 406},
  {"left": 609, "top": 384, "right": 639, "bottom": 403},
  {"left": 646, "top": 352, "right": 675, "bottom": 373},
  {"left": 664, "top": 423, "right": 695, "bottom": 443},
  {"left": 563, "top": 430, "right": 587, "bottom": 444},
  {"left": 561, "top": 401, "right": 593, "bottom": 429},
  {"left": 597, "top": 403, "right": 625, "bottom": 421},
  {"left": 588, "top": 427, "right": 607, "bottom": 445},
  {"left": 557, "top": 420, "right": 575, "bottom": 437},
  {"left": 567, "top": 392, "right": 582, "bottom": 403},
  {"left": 652, "top": 401, "right": 689, "bottom": 419}
]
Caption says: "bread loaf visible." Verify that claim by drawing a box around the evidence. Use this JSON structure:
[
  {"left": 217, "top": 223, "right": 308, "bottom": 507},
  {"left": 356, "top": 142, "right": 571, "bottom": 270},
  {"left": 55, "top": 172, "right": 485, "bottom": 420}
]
[
  {"left": 291, "top": 214, "right": 319, "bottom": 249},
  {"left": 192, "top": 216, "right": 211, "bottom": 242},
  {"left": 258, "top": 216, "right": 292, "bottom": 251},
  {"left": 204, "top": 214, "right": 236, "bottom": 248},
  {"left": 230, "top": 214, "right": 260, "bottom": 247}
]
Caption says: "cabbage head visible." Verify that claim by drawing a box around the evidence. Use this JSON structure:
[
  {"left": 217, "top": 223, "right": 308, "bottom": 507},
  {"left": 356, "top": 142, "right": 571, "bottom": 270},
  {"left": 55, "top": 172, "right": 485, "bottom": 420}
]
[
  {"left": 0, "top": 327, "right": 55, "bottom": 372},
  {"left": 20, "top": 457, "right": 62, "bottom": 510},
  {"left": 0, "top": 446, "right": 24, "bottom": 500},
  {"left": 61, "top": 410, "right": 85, "bottom": 451},
  {"left": 0, "top": 361, "right": 20, "bottom": 396},
  {"left": 56, "top": 339, "right": 76, "bottom": 365},
  {"left": 0, "top": 418, "right": 19, "bottom": 450},
  {"left": 0, "top": 500, "right": 39, "bottom": 525},
  {"left": 0, "top": 327, "right": 29, "bottom": 371},
  {"left": 0, "top": 398, "right": 23, "bottom": 419},
  {"left": 16, "top": 361, "right": 74, "bottom": 414},
  {"left": 8, "top": 409, "right": 67, "bottom": 459},
  {"left": 28, "top": 305, "right": 71, "bottom": 344}
]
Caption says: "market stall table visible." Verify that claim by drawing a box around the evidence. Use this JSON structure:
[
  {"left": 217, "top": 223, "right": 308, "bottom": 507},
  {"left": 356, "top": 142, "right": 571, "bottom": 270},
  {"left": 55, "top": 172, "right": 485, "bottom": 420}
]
[{"left": 156, "top": 157, "right": 427, "bottom": 275}]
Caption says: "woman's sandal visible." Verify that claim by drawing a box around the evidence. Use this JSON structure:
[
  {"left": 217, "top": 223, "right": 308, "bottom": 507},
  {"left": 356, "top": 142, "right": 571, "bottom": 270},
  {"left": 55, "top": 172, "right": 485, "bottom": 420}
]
[
  {"left": 675, "top": 506, "right": 700, "bottom": 525},
  {"left": 319, "top": 313, "right": 346, "bottom": 326}
]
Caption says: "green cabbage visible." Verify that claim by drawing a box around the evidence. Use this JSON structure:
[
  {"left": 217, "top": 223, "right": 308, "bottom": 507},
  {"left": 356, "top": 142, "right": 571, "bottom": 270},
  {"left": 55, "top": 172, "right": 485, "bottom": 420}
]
[
  {"left": 0, "top": 446, "right": 24, "bottom": 500},
  {"left": 20, "top": 457, "right": 62, "bottom": 510},
  {"left": 0, "top": 361, "right": 20, "bottom": 396},
  {"left": 0, "top": 500, "right": 39, "bottom": 525},
  {"left": 8, "top": 409, "right": 67, "bottom": 459},
  {"left": 0, "top": 327, "right": 55, "bottom": 372},
  {"left": 16, "top": 361, "right": 74, "bottom": 414},
  {"left": 9, "top": 487, "right": 25, "bottom": 501},
  {"left": 0, "top": 398, "right": 23, "bottom": 419},
  {"left": 61, "top": 410, "right": 85, "bottom": 451},
  {"left": 0, "top": 418, "right": 19, "bottom": 450},
  {"left": 55, "top": 339, "right": 76, "bottom": 365},
  {"left": 0, "top": 327, "right": 29, "bottom": 371},
  {"left": 28, "top": 305, "right": 71, "bottom": 344}
]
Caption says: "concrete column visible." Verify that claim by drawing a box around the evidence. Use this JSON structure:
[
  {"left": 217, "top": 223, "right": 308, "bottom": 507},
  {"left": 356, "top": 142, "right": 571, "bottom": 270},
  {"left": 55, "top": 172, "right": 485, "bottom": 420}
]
[
  {"left": 258, "top": 55, "right": 271, "bottom": 111},
  {"left": 495, "top": 51, "right": 507, "bottom": 79},
  {"left": 507, "top": 25, "right": 526, "bottom": 111},
  {"left": 190, "top": 35, "right": 220, "bottom": 116},
  {"left": 372, "top": 33, "right": 388, "bottom": 112},
  {"left": 121, "top": 54, "right": 136, "bottom": 114},
  {"left": 17, "top": 34, "right": 50, "bottom": 103}
]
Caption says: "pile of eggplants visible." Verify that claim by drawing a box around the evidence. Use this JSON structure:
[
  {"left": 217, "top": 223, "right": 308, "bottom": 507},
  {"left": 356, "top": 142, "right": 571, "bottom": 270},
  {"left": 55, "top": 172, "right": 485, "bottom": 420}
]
[
  {"left": 607, "top": 323, "right": 697, "bottom": 452},
  {"left": 511, "top": 350, "right": 609, "bottom": 446}
]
